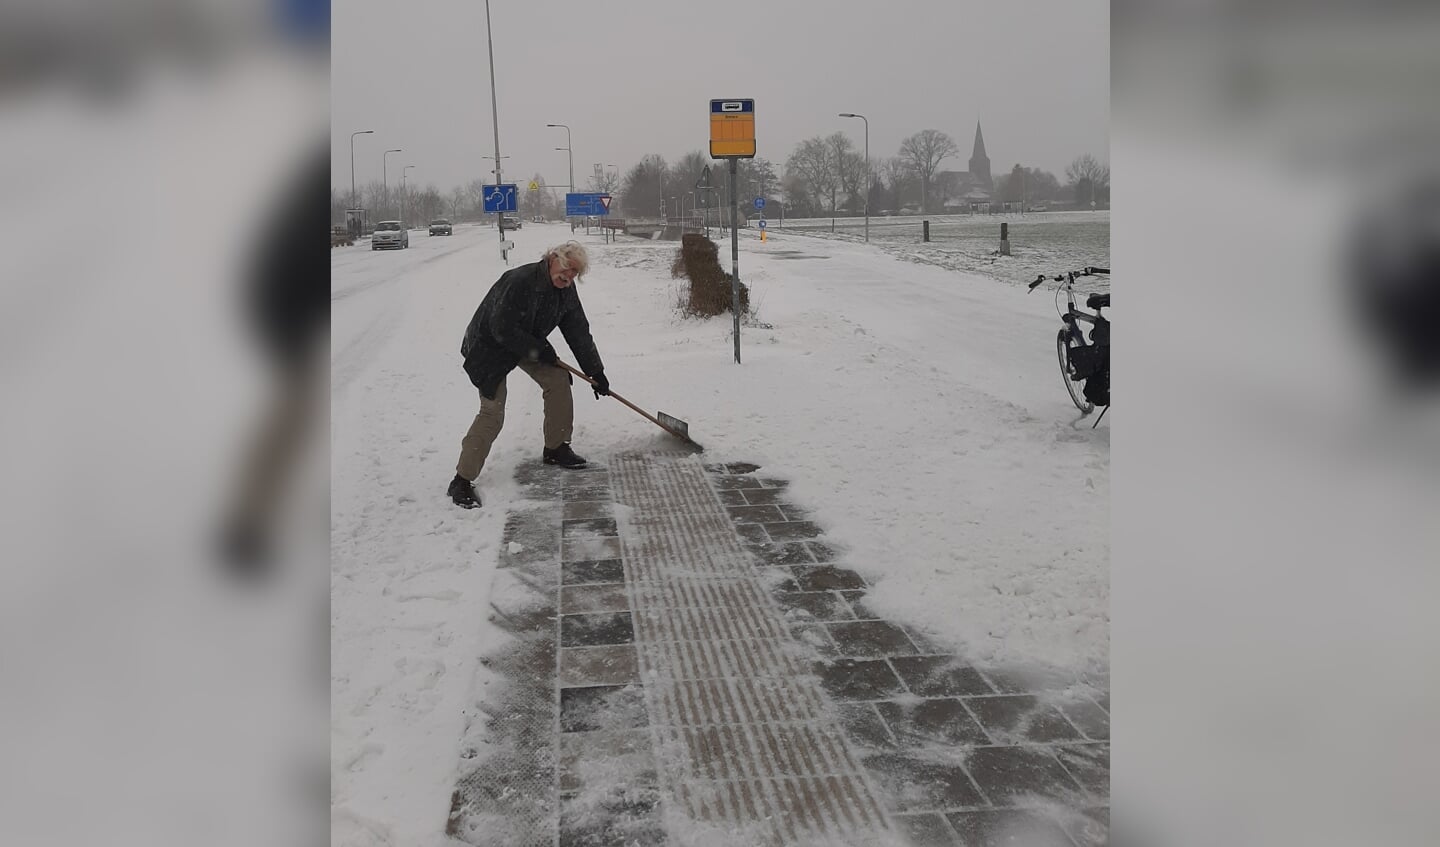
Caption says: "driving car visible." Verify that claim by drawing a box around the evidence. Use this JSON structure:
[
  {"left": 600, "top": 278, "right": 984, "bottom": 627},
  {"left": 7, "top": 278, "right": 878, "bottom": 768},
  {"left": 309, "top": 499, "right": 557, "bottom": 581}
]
[
  {"left": 428, "top": 218, "right": 453, "bottom": 236},
  {"left": 371, "top": 220, "right": 409, "bottom": 250},
  {"left": 500, "top": 213, "right": 522, "bottom": 230}
]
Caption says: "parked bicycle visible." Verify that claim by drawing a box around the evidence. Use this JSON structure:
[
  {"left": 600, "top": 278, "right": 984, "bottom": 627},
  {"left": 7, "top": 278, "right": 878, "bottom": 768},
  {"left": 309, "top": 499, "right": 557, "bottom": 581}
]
[{"left": 1029, "top": 266, "right": 1110, "bottom": 421}]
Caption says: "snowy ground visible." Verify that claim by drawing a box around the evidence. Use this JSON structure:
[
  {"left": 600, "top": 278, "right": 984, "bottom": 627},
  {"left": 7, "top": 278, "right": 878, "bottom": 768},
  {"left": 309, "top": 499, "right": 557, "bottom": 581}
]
[{"left": 331, "top": 222, "right": 1109, "bottom": 843}]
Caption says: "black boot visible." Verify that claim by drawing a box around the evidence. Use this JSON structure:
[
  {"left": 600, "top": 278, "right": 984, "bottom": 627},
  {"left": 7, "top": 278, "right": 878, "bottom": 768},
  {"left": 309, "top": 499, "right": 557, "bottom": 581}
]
[
  {"left": 448, "top": 474, "right": 481, "bottom": 509},
  {"left": 542, "top": 443, "right": 587, "bottom": 469}
]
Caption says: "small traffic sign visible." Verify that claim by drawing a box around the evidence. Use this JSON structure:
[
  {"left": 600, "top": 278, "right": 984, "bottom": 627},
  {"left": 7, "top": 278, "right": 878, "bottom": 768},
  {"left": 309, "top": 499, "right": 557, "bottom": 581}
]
[
  {"left": 754, "top": 197, "right": 766, "bottom": 211},
  {"left": 599, "top": 195, "right": 612, "bottom": 211},
  {"left": 698, "top": 166, "right": 712, "bottom": 189},
  {"left": 483, "top": 184, "right": 518, "bottom": 213},
  {"left": 757, "top": 219, "right": 767, "bottom": 229},
  {"left": 528, "top": 180, "right": 539, "bottom": 191}
]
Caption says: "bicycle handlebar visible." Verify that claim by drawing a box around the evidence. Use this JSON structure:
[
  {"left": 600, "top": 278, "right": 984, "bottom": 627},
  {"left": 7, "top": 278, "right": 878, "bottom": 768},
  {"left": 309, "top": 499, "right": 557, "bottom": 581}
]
[{"left": 1027, "top": 265, "right": 1109, "bottom": 292}]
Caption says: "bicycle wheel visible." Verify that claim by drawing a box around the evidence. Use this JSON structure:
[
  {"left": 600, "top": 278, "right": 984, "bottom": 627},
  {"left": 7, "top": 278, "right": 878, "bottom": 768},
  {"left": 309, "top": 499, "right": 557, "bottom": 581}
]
[{"left": 1057, "top": 329, "right": 1095, "bottom": 414}]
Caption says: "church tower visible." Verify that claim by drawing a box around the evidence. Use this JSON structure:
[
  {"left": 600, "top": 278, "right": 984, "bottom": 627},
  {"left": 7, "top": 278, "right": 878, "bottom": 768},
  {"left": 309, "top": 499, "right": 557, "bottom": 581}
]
[{"left": 968, "top": 121, "right": 992, "bottom": 188}]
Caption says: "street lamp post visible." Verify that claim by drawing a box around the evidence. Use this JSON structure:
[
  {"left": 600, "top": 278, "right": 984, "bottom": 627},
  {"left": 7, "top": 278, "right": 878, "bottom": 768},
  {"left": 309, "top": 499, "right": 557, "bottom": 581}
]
[
  {"left": 839, "top": 112, "right": 869, "bottom": 242},
  {"left": 383, "top": 148, "right": 403, "bottom": 219},
  {"left": 483, "top": 0, "right": 509, "bottom": 261},
  {"left": 546, "top": 123, "right": 573, "bottom": 191},
  {"left": 350, "top": 129, "right": 373, "bottom": 211},
  {"left": 402, "top": 164, "right": 415, "bottom": 226}
]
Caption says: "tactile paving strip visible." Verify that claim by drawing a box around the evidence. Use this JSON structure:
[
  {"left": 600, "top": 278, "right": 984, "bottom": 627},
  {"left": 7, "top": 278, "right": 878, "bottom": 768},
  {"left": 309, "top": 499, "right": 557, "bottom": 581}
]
[{"left": 611, "top": 452, "right": 894, "bottom": 845}]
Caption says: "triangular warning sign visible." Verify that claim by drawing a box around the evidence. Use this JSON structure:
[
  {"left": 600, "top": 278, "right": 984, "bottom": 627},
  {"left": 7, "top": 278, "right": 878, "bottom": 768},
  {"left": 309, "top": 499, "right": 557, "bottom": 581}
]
[
  {"left": 598, "top": 195, "right": 612, "bottom": 210},
  {"left": 528, "top": 181, "right": 539, "bottom": 191}
]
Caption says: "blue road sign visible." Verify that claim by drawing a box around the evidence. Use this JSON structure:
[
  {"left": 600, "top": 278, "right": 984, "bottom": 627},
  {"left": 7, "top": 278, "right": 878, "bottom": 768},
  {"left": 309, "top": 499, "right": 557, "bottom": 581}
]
[
  {"left": 754, "top": 197, "right": 766, "bottom": 210},
  {"left": 565, "top": 193, "right": 612, "bottom": 217},
  {"left": 483, "top": 184, "right": 518, "bottom": 213},
  {"left": 758, "top": 219, "right": 767, "bottom": 229}
]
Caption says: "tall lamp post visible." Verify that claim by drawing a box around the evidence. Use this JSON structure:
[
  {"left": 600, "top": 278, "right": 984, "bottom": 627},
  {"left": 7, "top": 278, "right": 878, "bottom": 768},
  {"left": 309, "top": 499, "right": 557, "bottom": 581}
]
[
  {"left": 350, "top": 129, "right": 374, "bottom": 210},
  {"left": 546, "top": 123, "right": 573, "bottom": 191},
  {"left": 483, "top": 0, "right": 508, "bottom": 261},
  {"left": 838, "top": 112, "right": 869, "bottom": 242},
  {"left": 383, "top": 148, "right": 403, "bottom": 219},
  {"left": 402, "top": 164, "right": 416, "bottom": 226}
]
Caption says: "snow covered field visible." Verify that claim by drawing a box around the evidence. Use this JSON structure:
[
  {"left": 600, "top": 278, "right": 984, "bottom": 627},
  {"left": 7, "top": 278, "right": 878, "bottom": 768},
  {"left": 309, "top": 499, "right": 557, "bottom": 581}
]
[{"left": 331, "top": 222, "right": 1109, "bottom": 843}]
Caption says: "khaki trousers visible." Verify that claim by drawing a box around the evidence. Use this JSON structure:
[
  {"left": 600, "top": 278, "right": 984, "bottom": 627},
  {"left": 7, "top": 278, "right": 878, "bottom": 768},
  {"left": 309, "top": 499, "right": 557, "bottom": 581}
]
[{"left": 456, "top": 361, "right": 573, "bottom": 481}]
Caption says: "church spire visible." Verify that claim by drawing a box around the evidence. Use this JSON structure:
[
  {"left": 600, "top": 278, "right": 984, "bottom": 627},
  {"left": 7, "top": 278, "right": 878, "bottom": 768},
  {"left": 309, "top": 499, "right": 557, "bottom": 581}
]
[{"left": 968, "top": 120, "right": 992, "bottom": 187}]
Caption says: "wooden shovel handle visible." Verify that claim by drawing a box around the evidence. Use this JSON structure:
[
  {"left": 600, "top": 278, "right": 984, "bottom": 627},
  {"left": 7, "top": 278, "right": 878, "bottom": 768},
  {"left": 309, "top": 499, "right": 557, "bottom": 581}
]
[{"left": 553, "top": 360, "right": 686, "bottom": 438}]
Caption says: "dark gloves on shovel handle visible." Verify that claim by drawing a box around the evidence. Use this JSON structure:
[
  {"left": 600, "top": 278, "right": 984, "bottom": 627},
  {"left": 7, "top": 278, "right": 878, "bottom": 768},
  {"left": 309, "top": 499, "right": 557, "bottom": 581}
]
[{"left": 590, "top": 371, "right": 610, "bottom": 399}]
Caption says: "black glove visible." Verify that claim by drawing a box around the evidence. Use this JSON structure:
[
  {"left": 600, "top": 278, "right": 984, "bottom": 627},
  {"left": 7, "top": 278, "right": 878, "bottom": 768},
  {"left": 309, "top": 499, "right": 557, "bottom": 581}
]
[
  {"left": 535, "top": 344, "right": 558, "bottom": 365},
  {"left": 590, "top": 371, "right": 610, "bottom": 399}
]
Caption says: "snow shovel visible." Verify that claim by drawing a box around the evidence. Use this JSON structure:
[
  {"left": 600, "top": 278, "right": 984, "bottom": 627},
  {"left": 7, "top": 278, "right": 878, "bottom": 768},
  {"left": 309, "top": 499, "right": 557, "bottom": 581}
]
[{"left": 555, "top": 360, "right": 702, "bottom": 451}]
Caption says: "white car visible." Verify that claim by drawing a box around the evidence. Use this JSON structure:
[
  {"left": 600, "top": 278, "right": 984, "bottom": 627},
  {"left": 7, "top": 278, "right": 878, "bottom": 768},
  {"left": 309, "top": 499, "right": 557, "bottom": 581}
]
[{"left": 371, "top": 220, "right": 409, "bottom": 250}]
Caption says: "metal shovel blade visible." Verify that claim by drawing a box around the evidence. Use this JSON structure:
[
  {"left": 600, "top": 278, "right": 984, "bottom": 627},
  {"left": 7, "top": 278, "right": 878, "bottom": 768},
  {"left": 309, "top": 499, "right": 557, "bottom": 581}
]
[{"left": 656, "top": 411, "right": 691, "bottom": 439}]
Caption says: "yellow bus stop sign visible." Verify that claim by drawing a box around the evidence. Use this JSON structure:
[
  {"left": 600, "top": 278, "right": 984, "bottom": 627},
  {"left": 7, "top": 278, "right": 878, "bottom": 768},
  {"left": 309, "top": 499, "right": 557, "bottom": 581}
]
[{"left": 709, "top": 99, "right": 755, "bottom": 158}]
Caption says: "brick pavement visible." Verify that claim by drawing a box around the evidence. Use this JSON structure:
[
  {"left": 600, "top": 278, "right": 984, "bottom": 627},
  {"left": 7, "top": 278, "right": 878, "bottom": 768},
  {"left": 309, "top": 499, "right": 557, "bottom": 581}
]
[{"left": 446, "top": 453, "right": 1109, "bottom": 847}]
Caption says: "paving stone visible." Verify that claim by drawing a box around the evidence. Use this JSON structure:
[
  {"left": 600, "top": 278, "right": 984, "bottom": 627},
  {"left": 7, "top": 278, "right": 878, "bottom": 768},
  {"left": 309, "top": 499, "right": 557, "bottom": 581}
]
[
  {"left": 980, "top": 666, "right": 1080, "bottom": 696},
  {"left": 814, "top": 657, "right": 906, "bottom": 701},
  {"left": 862, "top": 751, "right": 988, "bottom": 812},
  {"left": 733, "top": 523, "right": 770, "bottom": 544},
  {"left": 558, "top": 730, "right": 656, "bottom": 793},
  {"left": 1057, "top": 697, "right": 1110, "bottom": 741},
  {"left": 716, "top": 488, "right": 749, "bottom": 506},
  {"left": 834, "top": 702, "right": 897, "bottom": 750},
  {"left": 892, "top": 811, "right": 961, "bottom": 845},
  {"left": 774, "top": 591, "right": 856, "bottom": 623},
  {"left": 963, "top": 696, "right": 1085, "bottom": 744},
  {"left": 559, "top": 645, "right": 641, "bottom": 688},
  {"left": 726, "top": 504, "right": 787, "bottom": 523},
  {"left": 559, "top": 685, "right": 649, "bottom": 733},
  {"left": 712, "top": 475, "right": 764, "bottom": 490},
  {"left": 901, "top": 627, "right": 953, "bottom": 656},
  {"left": 803, "top": 540, "right": 839, "bottom": 562},
  {"left": 755, "top": 567, "right": 800, "bottom": 592},
  {"left": 945, "top": 808, "right": 1076, "bottom": 846},
  {"left": 563, "top": 500, "right": 613, "bottom": 521},
  {"left": 563, "top": 536, "right": 622, "bottom": 562},
  {"left": 788, "top": 623, "right": 839, "bottom": 658},
  {"left": 562, "top": 558, "right": 626, "bottom": 586},
  {"left": 745, "top": 541, "right": 814, "bottom": 567},
  {"left": 562, "top": 518, "right": 619, "bottom": 539},
  {"left": 560, "top": 612, "right": 635, "bottom": 648},
  {"left": 558, "top": 785, "right": 665, "bottom": 846},
  {"left": 560, "top": 584, "right": 631, "bottom": 615},
  {"left": 757, "top": 478, "right": 788, "bottom": 489},
  {"left": 841, "top": 590, "right": 883, "bottom": 620},
  {"left": 889, "top": 656, "right": 997, "bottom": 697},
  {"left": 762, "top": 520, "right": 824, "bottom": 541},
  {"left": 777, "top": 505, "right": 810, "bottom": 521},
  {"left": 1053, "top": 743, "right": 1108, "bottom": 801},
  {"left": 739, "top": 487, "right": 785, "bottom": 505},
  {"left": 963, "top": 746, "right": 1085, "bottom": 807},
  {"left": 1062, "top": 806, "right": 1109, "bottom": 847},
  {"left": 875, "top": 698, "right": 992, "bottom": 747},
  {"left": 793, "top": 564, "right": 867, "bottom": 591},
  {"left": 826, "top": 620, "right": 919, "bottom": 658}
]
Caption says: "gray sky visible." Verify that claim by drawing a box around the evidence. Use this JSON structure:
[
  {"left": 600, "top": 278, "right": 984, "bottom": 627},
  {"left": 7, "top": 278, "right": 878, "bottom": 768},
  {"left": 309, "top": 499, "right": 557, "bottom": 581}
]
[{"left": 332, "top": 0, "right": 1108, "bottom": 195}]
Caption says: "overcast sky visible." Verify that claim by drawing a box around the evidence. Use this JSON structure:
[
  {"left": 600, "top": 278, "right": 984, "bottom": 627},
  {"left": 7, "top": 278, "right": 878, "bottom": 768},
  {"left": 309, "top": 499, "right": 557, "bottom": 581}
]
[{"left": 332, "top": 0, "right": 1108, "bottom": 196}]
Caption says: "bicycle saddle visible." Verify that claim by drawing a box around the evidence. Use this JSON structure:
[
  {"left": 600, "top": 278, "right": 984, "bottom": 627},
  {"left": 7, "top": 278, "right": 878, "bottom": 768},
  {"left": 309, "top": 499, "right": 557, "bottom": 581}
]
[{"left": 1086, "top": 293, "right": 1110, "bottom": 310}]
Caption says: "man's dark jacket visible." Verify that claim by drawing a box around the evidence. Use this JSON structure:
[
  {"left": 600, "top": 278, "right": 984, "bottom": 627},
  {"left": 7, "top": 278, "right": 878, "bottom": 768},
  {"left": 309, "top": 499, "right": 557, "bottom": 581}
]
[{"left": 461, "top": 260, "right": 604, "bottom": 399}]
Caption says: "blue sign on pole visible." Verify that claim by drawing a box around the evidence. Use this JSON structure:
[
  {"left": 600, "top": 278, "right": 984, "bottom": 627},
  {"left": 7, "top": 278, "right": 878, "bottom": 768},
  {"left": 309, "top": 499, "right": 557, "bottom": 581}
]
[
  {"left": 483, "top": 184, "right": 518, "bottom": 213},
  {"left": 758, "top": 219, "right": 767, "bottom": 229},
  {"left": 565, "top": 193, "right": 612, "bottom": 217},
  {"left": 754, "top": 197, "right": 766, "bottom": 211}
]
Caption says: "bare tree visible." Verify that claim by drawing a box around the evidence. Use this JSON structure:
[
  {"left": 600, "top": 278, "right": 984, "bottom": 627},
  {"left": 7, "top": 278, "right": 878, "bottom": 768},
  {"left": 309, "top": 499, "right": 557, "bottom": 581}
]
[
  {"left": 897, "top": 129, "right": 959, "bottom": 213},
  {"left": 620, "top": 154, "right": 667, "bottom": 218},
  {"left": 786, "top": 136, "right": 840, "bottom": 213},
  {"left": 1065, "top": 153, "right": 1110, "bottom": 206}
]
